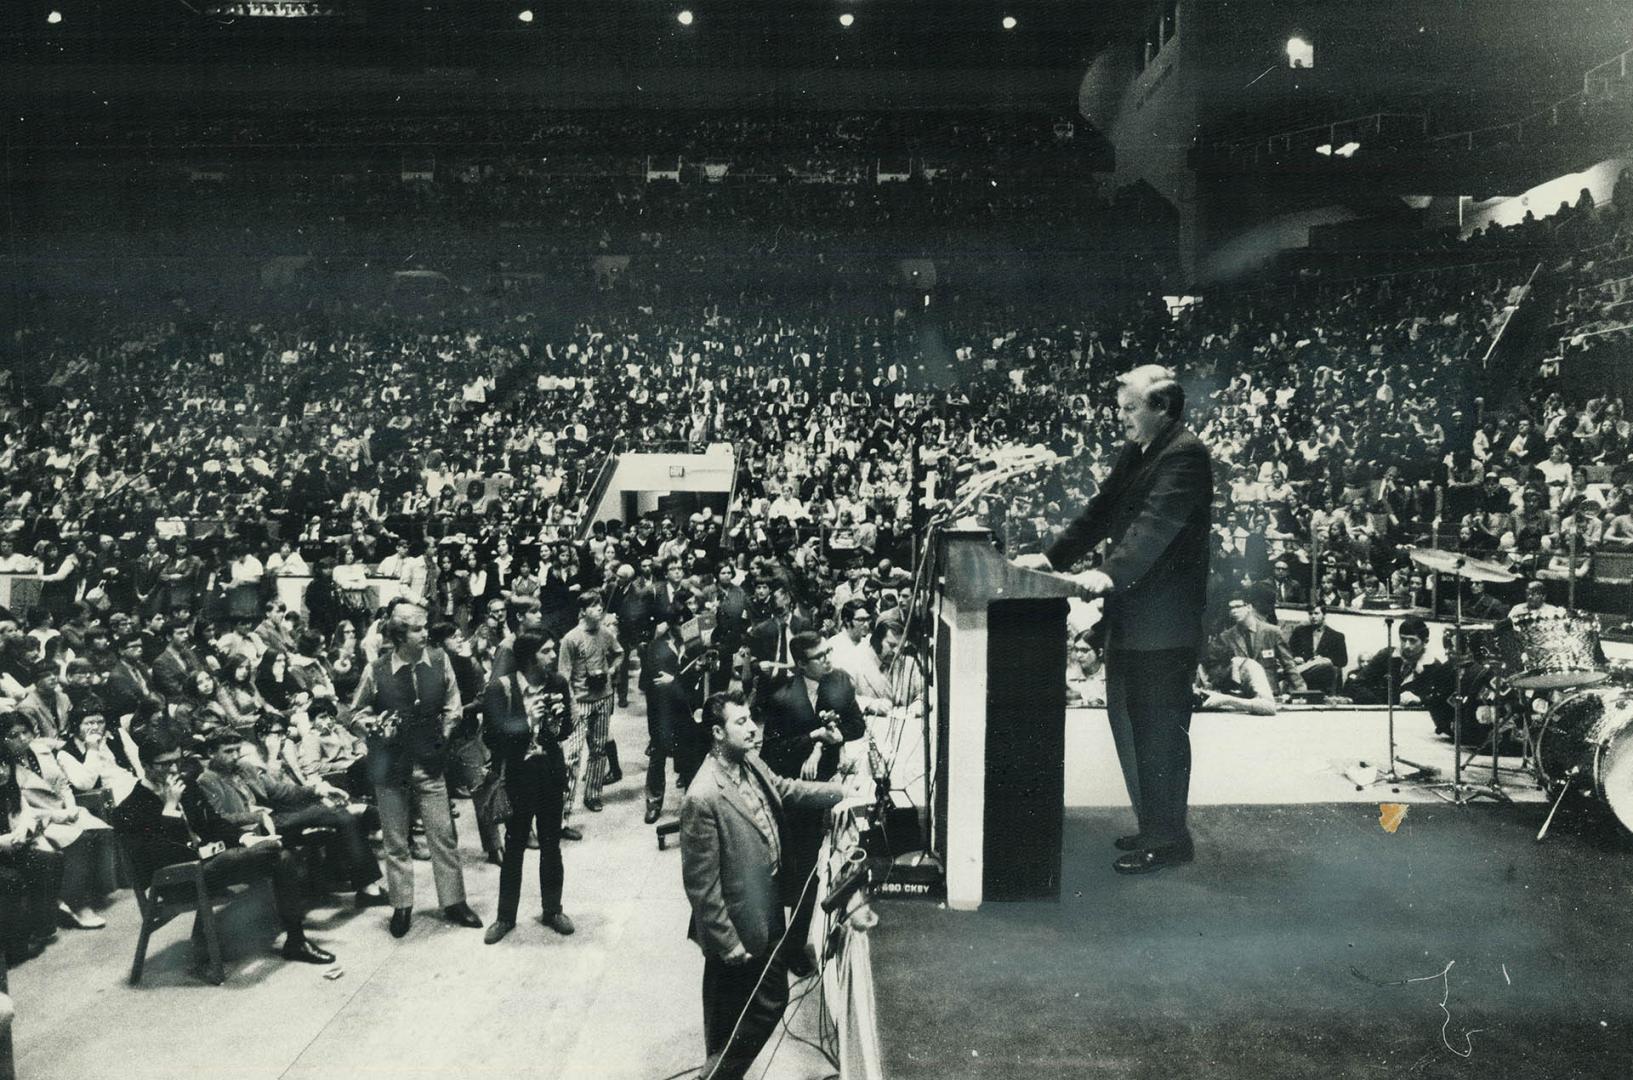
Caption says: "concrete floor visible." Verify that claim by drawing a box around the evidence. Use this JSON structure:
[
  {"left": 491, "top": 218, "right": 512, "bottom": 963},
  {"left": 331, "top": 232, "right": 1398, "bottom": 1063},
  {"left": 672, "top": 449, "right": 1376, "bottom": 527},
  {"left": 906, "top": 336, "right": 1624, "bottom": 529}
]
[{"left": 6, "top": 694, "right": 835, "bottom": 1080}]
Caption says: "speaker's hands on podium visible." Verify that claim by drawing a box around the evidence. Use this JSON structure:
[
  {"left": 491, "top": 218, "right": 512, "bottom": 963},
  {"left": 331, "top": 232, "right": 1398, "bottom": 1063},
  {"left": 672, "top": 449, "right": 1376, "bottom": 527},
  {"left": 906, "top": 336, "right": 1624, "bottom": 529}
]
[
  {"left": 1013, "top": 552, "right": 1114, "bottom": 600},
  {"left": 1068, "top": 570, "right": 1114, "bottom": 599}
]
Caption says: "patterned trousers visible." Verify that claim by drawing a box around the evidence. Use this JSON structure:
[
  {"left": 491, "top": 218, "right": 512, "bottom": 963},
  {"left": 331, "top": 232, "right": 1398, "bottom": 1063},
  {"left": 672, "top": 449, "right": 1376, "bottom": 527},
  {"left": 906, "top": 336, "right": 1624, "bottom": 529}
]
[{"left": 562, "top": 695, "right": 615, "bottom": 824}]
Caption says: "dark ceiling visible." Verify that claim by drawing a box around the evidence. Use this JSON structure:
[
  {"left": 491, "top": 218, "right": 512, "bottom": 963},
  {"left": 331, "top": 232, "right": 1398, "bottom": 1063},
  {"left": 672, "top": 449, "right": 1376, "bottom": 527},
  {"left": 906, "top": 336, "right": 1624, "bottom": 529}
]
[
  {"left": 0, "top": 1, "right": 1125, "bottom": 71},
  {"left": 1, "top": 1, "right": 1626, "bottom": 127}
]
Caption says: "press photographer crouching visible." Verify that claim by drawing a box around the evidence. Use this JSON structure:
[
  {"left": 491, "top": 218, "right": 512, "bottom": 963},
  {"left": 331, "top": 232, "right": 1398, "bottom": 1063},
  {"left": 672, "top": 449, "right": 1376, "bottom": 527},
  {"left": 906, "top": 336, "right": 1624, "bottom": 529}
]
[{"left": 109, "top": 730, "right": 337, "bottom": 967}]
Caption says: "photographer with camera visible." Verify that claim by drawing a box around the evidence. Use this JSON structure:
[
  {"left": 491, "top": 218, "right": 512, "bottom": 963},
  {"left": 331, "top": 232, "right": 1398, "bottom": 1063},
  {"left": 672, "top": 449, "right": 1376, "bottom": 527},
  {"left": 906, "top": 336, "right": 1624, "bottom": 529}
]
[
  {"left": 348, "top": 599, "right": 482, "bottom": 938},
  {"left": 479, "top": 631, "right": 575, "bottom": 944},
  {"left": 556, "top": 591, "right": 623, "bottom": 830}
]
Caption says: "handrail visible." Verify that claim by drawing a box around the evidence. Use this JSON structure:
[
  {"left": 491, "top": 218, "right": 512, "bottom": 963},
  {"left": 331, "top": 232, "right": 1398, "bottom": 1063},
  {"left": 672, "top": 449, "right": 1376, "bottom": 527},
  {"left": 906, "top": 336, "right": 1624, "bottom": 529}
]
[
  {"left": 1583, "top": 46, "right": 1633, "bottom": 93},
  {"left": 1214, "top": 111, "right": 1427, "bottom": 156},
  {"left": 575, "top": 450, "right": 620, "bottom": 542},
  {"left": 1561, "top": 320, "right": 1633, "bottom": 345},
  {"left": 1429, "top": 45, "right": 1632, "bottom": 149},
  {"left": 722, "top": 441, "right": 744, "bottom": 539},
  {"left": 1209, "top": 45, "right": 1629, "bottom": 159},
  {"left": 1482, "top": 261, "right": 1542, "bottom": 371}
]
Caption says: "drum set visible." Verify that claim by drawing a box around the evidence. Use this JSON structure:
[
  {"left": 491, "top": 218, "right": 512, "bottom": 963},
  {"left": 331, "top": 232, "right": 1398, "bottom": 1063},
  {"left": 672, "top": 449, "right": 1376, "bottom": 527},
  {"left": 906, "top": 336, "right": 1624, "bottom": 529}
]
[{"left": 1407, "top": 548, "right": 1631, "bottom": 837}]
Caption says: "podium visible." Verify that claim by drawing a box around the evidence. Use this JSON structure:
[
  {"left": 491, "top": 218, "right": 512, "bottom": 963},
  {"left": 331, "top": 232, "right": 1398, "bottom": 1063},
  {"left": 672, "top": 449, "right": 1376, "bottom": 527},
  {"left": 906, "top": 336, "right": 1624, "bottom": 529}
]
[{"left": 934, "top": 526, "right": 1076, "bottom": 910}]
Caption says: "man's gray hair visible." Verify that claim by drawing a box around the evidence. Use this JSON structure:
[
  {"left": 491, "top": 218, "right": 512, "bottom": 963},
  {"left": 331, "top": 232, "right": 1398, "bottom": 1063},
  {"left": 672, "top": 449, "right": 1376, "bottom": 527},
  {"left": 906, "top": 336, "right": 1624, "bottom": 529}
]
[{"left": 1117, "top": 364, "right": 1185, "bottom": 420}]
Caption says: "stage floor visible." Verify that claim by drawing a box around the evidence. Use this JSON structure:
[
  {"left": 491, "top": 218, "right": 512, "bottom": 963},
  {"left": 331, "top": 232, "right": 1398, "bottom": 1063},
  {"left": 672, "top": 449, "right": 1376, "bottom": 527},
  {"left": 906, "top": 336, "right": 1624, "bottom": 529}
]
[
  {"left": 1065, "top": 705, "right": 1549, "bottom": 809},
  {"left": 873, "top": 801, "right": 1633, "bottom": 1080},
  {"left": 877, "top": 704, "right": 1633, "bottom": 1080}
]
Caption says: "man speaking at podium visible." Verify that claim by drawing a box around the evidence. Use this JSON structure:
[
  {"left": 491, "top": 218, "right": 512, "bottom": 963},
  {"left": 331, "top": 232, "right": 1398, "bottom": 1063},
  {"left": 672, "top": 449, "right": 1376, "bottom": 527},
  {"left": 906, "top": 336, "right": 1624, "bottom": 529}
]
[{"left": 1015, "top": 364, "right": 1214, "bottom": 875}]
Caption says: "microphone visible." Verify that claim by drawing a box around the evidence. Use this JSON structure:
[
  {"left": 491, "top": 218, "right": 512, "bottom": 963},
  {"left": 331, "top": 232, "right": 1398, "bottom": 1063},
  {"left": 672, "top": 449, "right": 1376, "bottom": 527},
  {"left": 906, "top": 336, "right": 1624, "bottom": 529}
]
[{"left": 821, "top": 849, "right": 871, "bottom": 915}]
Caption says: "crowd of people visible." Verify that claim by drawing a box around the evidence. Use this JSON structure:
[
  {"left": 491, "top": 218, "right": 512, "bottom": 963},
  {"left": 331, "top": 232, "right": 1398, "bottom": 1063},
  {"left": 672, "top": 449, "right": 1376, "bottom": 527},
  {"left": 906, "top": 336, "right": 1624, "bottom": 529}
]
[{"left": 4, "top": 112, "right": 1631, "bottom": 1050}]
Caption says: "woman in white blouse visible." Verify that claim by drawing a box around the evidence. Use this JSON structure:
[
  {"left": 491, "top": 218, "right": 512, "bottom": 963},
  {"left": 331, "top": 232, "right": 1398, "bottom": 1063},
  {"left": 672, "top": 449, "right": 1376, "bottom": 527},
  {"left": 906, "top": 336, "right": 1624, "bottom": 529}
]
[{"left": 55, "top": 709, "right": 142, "bottom": 804}]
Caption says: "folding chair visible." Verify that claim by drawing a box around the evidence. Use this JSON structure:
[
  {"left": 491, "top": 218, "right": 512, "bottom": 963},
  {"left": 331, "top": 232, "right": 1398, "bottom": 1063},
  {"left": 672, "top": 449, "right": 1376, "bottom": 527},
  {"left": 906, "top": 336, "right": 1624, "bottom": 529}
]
[{"left": 116, "top": 836, "right": 253, "bottom": 986}]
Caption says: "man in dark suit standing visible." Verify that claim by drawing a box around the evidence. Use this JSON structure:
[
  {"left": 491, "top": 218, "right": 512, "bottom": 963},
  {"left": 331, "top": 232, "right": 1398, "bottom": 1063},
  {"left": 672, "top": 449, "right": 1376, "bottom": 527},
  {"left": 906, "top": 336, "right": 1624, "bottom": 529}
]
[
  {"left": 1017, "top": 365, "right": 1214, "bottom": 875},
  {"left": 680, "top": 691, "right": 847, "bottom": 1080},
  {"left": 1287, "top": 605, "right": 1349, "bottom": 693},
  {"left": 641, "top": 608, "right": 705, "bottom": 824},
  {"left": 744, "top": 581, "right": 814, "bottom": 701},
  {"left": 754, "top": 631, "right": 865, "bottom": 972}
]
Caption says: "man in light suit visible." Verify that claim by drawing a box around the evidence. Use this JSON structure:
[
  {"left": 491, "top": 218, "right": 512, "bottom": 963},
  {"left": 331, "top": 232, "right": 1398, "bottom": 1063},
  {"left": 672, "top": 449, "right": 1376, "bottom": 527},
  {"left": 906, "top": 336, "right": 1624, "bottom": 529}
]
[
  {"left": 1210, "top": 595, "right": 1307, "bottom": 699},
  {"left": 680, "top": 691, "right": 847, "bottom": 1080},
  {"left": 1017, "top": 364, "right": 1214, "bottom": 875}
]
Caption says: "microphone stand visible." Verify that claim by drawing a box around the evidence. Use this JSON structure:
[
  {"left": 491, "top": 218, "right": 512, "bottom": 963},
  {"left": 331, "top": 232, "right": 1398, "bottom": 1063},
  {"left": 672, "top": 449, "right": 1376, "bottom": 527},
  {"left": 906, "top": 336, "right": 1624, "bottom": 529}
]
[
  {"left": 1431, "top": 562, "right": 1509, "bottom": 805},
  {"left": 1360, "top": 614, "right": 1433, "bottom": 786}
]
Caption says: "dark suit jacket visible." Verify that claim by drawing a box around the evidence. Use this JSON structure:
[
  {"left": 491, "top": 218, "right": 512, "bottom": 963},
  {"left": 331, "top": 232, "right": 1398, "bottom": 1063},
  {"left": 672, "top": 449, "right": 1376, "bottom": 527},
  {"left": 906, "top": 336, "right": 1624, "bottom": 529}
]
[
  {"left": 1045, "top": 420, "right": 1214, "bottom": 651},
  {"left": 151, "top": 645, "right": 201, "bottom": 701},
  {"left": 99, "top": 661, "right": 158, "bottom": 722},
  {"left": 111, "top": 783, "right": 203, "bottom": 889},
  {"left": 746, "top": 610, "right": 816, "bottom": 669},
  {"left": 1349, "top": 651, "right": 1445, "bottom": 707},
  {"left": 607, "top": 578, "right": 657, "bottom": 646},
  {"left": 679, "top": 753, "right": 843, "bottom": 959},
  {"left": 1288, "top": 623, "right": 1349, "bottom": 671},
  {"left": 642, "top": 633, "right": 701, "bottom": 750},
  {"left": 757, "top": 670, "right": 866, "bottom": 781},
  {"left": 1271, "top": 575, "right": 1309, "bottom": 606}
]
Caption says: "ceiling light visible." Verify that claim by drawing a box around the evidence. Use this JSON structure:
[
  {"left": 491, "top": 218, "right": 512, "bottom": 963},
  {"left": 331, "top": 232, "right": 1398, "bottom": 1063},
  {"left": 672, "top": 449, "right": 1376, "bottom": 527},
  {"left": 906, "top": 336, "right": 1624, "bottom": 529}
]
[
  {"left": 1335, "top": 141, "right": 1360, "bottom": 158},
  {"left": 1002, "top": 16, "right": 1017, "bottom": 30},
  {"left": 677, "top": 9, "right": 693, "bottom": 26},
  {"left": 1314, "top": 144, "right": 1333, "bottom": 156},
  {"left": 518, "top": 9, "right": 533, "bottom": 22},
  {"left": 47, "top": 10, "right": 63, "bottom": 23},
  {"left": 839, "top": 13, "right": 854, "bottom": 28}
]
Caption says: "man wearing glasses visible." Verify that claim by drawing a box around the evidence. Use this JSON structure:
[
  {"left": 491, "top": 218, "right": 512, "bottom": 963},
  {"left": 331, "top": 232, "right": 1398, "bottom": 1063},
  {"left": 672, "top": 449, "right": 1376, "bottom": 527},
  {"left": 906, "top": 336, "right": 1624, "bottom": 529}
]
[
  {"left": 755, "top": 631, "right": 866, "bottom": 977},
  {"left": 109, "top": 731, "right": 337, "bottom": 968}
]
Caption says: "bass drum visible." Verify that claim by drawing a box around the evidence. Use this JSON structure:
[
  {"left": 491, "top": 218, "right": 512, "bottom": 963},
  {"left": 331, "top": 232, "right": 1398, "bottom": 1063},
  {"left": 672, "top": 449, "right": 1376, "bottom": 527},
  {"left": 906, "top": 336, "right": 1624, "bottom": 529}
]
[{"left": 1535, "top": 686, "right": 1633, "bottom": 835}]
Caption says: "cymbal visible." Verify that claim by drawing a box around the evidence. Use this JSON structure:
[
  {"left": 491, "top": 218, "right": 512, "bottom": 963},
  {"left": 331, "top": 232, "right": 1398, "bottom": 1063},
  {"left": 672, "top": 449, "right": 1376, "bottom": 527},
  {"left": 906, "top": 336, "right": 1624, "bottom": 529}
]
[{"left": 1406, "top": 548, "right": 1518, "bottom": 583}]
